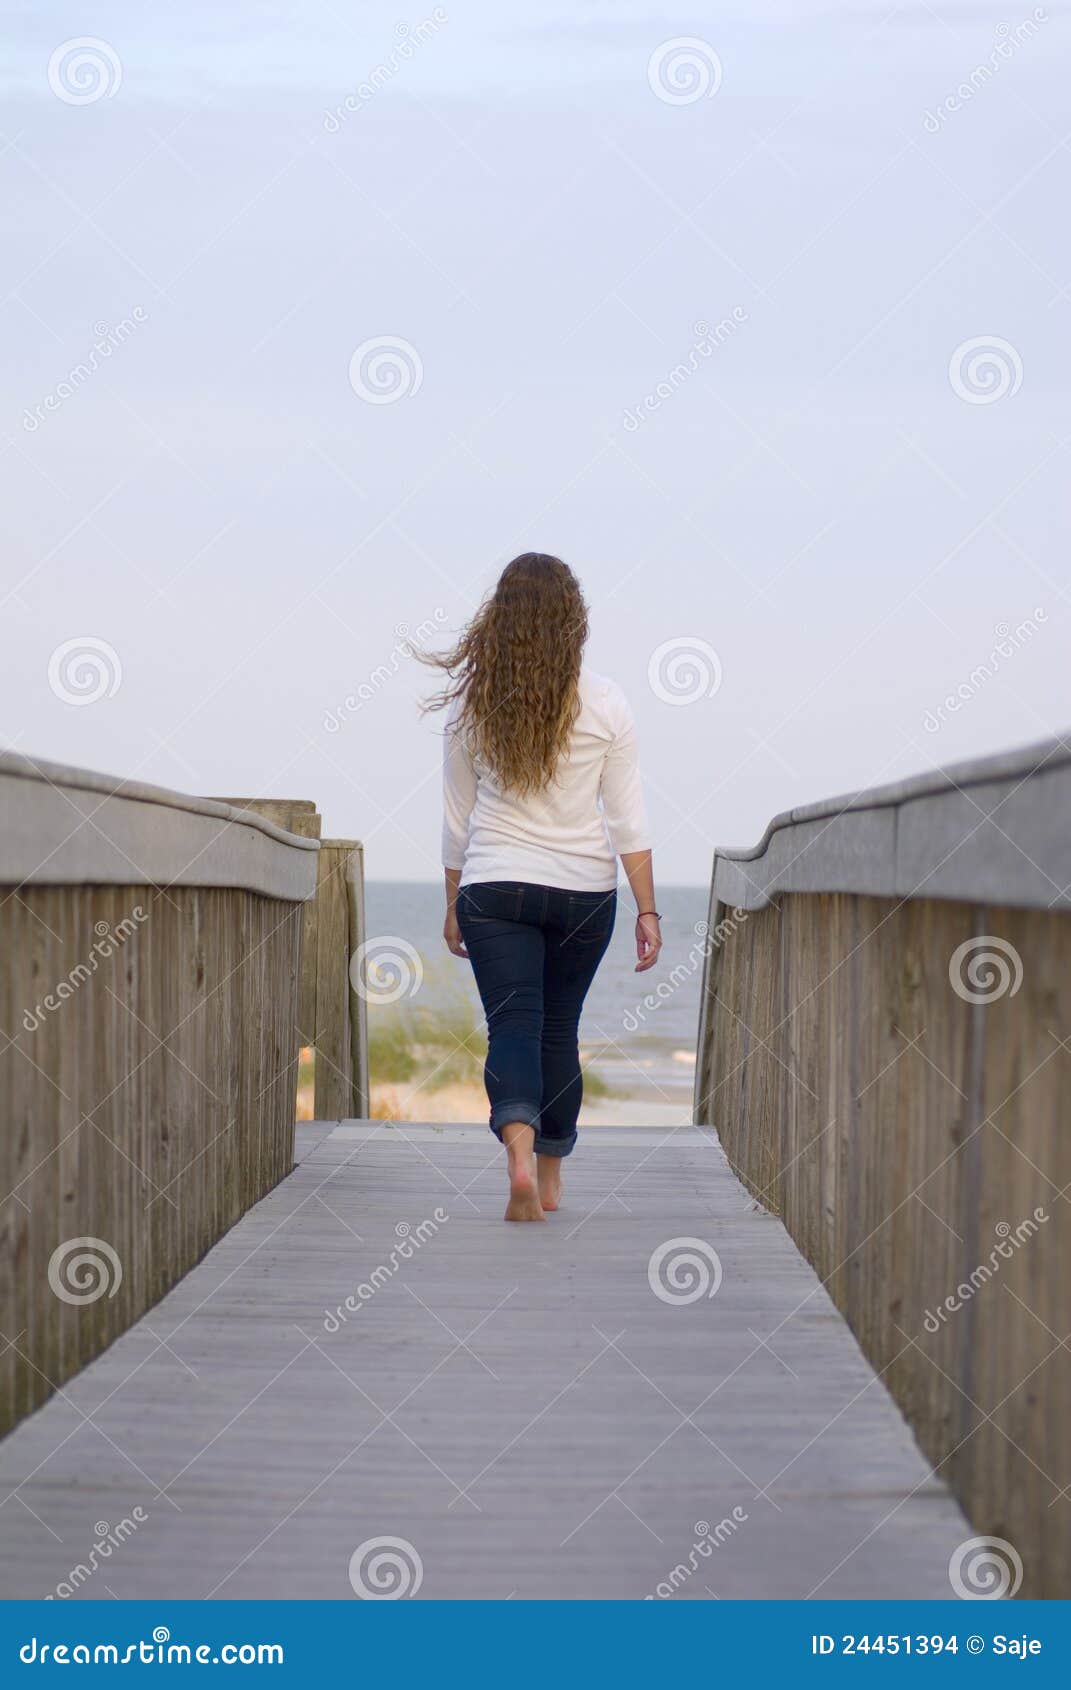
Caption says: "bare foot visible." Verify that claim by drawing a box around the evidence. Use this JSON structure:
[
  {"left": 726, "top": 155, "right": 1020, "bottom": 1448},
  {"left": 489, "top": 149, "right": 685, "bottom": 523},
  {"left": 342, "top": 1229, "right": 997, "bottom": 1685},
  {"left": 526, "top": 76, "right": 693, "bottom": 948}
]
[
  {"left": 505, "top": 1152, "right": 545, "bottom": 1222},
  {"left": 537, "top": 1155, "right": 562, "bottom": 1212}
]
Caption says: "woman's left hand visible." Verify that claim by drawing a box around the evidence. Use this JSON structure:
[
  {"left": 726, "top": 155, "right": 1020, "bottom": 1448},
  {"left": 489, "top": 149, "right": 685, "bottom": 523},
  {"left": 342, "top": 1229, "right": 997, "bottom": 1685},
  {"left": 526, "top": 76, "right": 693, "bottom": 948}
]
[
  {"left": 444, "top": 909, "right": 468, "bottom": 958},
  {"left": 634, "top": 913, "right": 662, "bottom": 973}
]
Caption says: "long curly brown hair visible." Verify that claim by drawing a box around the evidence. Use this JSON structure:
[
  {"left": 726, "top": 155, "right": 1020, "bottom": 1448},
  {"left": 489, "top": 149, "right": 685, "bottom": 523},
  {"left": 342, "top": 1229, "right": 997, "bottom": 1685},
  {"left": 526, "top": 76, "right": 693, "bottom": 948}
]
[{"left": 422, "top": 553, "right": 588, "bottom": 795}]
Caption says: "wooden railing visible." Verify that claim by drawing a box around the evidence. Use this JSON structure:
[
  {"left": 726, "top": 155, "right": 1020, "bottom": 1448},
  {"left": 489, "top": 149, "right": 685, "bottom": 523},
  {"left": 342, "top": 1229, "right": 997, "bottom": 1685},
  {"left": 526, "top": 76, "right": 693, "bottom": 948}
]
[
  {"left": 0, "top": 756, "right": 319, "bottom": 1437},
  {"left": 209, "top": 799, "right": 368, "bottom": 1121},
  {"left": 695, "top": 737, "right": 1071, "bottom": 1599}
]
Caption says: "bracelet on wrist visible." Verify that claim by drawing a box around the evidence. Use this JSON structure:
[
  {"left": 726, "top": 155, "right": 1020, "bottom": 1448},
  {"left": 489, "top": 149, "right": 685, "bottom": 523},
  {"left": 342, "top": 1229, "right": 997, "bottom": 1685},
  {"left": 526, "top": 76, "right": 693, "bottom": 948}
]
[{"left": 636, "top": 910, "right": 661, "bottom": 920}]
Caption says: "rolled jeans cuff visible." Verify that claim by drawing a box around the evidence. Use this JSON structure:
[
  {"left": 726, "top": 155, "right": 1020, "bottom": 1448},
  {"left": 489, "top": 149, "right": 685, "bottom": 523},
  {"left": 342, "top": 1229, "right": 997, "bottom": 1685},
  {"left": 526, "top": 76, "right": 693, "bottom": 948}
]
[
  {"left": 532, "top": 1131, "right": 576, "bottom": 1159},
  {"left": 489, "top": 1101, "right": 541, "bottom": 1139}
]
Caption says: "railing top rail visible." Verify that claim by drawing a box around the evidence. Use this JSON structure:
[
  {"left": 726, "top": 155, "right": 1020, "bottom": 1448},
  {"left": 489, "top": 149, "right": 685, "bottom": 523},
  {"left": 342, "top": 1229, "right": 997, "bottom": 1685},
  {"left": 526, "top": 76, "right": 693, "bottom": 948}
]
[
  {"left": 710, "top": 733, "right": 1071, "bottom": 913},
  {"left": 1, "top": 752, "right": 321, "bottom": 851},
  {"left": 1, "top": 752, "right": 319, "bottom": 900}
]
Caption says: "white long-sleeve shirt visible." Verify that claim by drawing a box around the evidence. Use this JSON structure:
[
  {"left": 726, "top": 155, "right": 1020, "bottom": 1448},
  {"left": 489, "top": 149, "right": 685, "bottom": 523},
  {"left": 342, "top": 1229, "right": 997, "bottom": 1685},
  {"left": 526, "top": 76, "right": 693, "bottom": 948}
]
[{"left": 441, "top": 668, "right": 651, "bottom": 891}]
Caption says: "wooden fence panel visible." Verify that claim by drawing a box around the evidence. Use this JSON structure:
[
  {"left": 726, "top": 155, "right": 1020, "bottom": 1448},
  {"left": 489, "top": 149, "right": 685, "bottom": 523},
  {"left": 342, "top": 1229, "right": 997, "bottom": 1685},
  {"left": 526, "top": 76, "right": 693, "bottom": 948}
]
[
  {"left": 695, "top": 741, "right": 1071, "bottom": 1597},
  {"left": 696, "top": 890, "right": 1070, "bottom": 1597},
  {"left": 0, "top": 755, "right": 318, "bottom": 1438}
]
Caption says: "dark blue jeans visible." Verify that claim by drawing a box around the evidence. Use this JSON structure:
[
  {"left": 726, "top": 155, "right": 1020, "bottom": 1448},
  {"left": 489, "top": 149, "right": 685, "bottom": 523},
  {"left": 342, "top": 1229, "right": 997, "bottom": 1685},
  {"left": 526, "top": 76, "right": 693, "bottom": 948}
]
[{"left": 456, "top": 880, "right": 616, "bottom": 1158}]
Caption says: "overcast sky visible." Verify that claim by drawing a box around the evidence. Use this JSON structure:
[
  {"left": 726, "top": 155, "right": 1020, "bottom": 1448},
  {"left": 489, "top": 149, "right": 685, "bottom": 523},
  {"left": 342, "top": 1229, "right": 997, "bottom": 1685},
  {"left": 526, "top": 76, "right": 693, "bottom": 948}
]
[{"left": 3, "top": 0, "right": 1068, "bottom": 884}]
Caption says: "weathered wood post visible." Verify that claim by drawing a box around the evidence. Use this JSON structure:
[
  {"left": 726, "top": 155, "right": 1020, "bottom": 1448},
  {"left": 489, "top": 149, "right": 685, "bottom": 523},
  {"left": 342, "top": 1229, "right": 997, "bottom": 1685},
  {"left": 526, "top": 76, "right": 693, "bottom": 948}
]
[
  {"left": 345, "top": 842, "right": 369, "bottom": 1120},
  {"left": 311, "top": 839, "right": 367, "bottom": 1121},
  {"left": 209, "top": 800, "right": 368, "bottom": 1121}
]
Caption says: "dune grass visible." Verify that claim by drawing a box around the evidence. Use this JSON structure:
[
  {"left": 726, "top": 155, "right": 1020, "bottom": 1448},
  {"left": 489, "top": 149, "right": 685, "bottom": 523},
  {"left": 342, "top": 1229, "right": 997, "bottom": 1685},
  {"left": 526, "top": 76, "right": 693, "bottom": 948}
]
[
  {"left": 580, "top": 1062, "right": 612, "bottom": 1099},
  {"left": 367, "top": 957, "right": 615, "bottom": 1108},
  {"left": 368, "top": 987, "right": 487, "bottom": 1089},
  {"left": 301, "top": 965, "right": 616, "bottom": 1124}
]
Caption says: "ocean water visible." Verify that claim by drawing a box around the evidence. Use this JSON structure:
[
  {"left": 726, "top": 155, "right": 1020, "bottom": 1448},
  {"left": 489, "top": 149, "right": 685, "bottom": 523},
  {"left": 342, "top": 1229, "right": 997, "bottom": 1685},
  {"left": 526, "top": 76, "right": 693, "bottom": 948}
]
[{"left": 365, "top": 881, "right": 709, "bottom": 1106}]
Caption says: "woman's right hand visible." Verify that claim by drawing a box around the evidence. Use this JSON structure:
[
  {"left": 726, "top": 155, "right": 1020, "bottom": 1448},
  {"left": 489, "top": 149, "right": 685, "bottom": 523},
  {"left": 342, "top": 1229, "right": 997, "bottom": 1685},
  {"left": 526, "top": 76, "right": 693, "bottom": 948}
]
[
  {"left": 634, "top": 912, "right": 662, "bottom": 972},
  {"left": 444, "top": 909, "right": 468, "bottom": 958}
]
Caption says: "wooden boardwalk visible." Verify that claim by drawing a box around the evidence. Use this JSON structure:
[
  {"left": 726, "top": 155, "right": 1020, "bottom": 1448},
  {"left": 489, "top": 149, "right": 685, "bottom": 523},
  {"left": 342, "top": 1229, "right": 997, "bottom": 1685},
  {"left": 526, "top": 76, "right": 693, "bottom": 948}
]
[{"left": 0, "top": 1122, "right": 970, "bottom": 1600}]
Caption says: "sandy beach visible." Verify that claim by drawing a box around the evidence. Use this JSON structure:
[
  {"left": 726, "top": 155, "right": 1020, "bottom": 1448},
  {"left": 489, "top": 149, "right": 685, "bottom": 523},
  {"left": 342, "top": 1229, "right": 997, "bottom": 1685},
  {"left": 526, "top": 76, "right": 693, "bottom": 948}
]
[{"left": 362, "top": 1074, "right": 694, "bottom": 1130}]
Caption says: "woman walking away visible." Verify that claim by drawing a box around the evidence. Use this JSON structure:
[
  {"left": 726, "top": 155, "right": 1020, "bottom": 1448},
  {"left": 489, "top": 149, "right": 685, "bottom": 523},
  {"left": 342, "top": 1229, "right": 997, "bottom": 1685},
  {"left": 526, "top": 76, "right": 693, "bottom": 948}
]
[{"left": 423, "top": 553, "right": 661, "bottom": 1223}]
